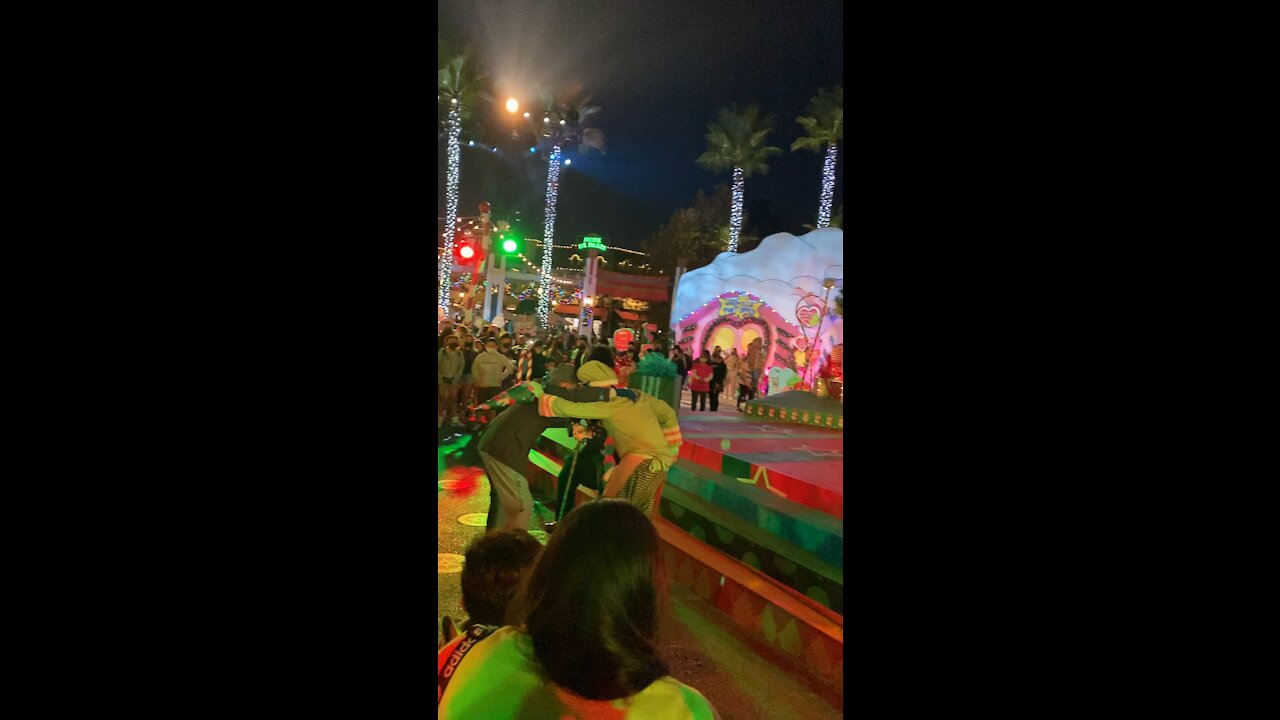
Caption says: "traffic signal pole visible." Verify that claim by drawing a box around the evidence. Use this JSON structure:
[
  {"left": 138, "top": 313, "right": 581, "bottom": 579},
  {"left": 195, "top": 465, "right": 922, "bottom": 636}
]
[{"left": 462, "top": 202, "right": 493, "bottom": 330}]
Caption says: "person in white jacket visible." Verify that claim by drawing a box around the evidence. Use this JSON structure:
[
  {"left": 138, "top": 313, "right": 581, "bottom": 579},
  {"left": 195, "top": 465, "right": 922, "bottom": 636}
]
[
  {"left": 438, "top": 338, "right": 466, "bottom": 426},
  {"left": 472, "top": 338, "right": 515, "bottom": 406}
]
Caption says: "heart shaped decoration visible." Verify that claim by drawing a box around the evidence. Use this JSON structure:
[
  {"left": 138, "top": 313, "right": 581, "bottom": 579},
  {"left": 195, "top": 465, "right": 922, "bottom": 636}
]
[{"left": 797, "top": 305, "right": 820, "bottom": 328}]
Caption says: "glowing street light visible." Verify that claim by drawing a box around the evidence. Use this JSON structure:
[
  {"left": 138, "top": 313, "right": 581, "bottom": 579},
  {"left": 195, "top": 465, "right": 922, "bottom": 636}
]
[{"left": 505, "top": 97, "right": 519, "bottom": 114}]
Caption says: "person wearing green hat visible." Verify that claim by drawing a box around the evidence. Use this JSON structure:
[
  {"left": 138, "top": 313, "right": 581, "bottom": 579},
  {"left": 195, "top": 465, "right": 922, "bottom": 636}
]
[
  {"left": 535, "top": 361, "right": 682, "bottom": 516},
  {"left": 471, "top": 364, "right": 635, "bottom": 533}
]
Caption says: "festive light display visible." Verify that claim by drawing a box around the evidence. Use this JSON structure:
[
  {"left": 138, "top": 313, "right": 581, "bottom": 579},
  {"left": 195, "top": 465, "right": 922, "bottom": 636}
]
[
  {"left": 538, "top": 145, "right": 562, "bottom": 328},
  {"left": 514, "top": 253, "right": 576, "bottom": 284},
  {"left": 439, "top": 109, "right": 462, "bottom": 311},
  {"left": 729, "top": 166, "right": 745, "bottom": 252},
  {"left": 817, "top": 142, "right": 837, "bottom": 228}
]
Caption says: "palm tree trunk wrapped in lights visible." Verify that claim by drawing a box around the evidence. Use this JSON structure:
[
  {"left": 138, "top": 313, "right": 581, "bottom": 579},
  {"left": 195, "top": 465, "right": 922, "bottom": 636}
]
[
  {"left": 729, "top": 167, "right": 745, "bottom": 252},
  {"left": 440, "top": 108, "right": 461, "bottom": 311},
  {"left": 817, "top": 141, "right": 837, "bottom": 228},
  {"left": 438, "top": 54, "right": 490, "bottom": 314},
  {"left": 538, "top": 145, "right": 561, "bottom": 329}
]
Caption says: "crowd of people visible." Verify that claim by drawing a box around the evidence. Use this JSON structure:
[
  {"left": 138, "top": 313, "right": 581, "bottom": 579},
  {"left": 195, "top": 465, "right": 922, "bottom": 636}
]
[
  {"left": 440, "top": 321, "right": 771, "bottom": 427},
  {"left": 671, "top": 338, "right": 765, "bottom": 413},
  {"left": 438, "top": 322, "right": 629, "bottom": 428}
]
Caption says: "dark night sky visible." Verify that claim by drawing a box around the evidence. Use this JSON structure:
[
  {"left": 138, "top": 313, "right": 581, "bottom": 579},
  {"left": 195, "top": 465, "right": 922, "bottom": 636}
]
[{"left": 438, "top": 0, "right": 843, "bottom": 252}]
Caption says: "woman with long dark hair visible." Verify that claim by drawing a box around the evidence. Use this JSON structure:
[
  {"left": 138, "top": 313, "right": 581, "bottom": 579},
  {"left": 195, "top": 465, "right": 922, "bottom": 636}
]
[{"left": 437, "top": 500, "right": 718, "bottom": 719}]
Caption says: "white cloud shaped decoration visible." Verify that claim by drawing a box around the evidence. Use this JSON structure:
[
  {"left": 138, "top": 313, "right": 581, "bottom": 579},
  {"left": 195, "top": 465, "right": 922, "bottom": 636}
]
[{"left": 673, "top": 227, "right": 843, "bottom": 328}]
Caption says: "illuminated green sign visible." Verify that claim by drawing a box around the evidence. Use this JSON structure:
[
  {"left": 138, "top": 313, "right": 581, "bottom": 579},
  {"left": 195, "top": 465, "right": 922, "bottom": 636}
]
[{"left": 578, "top": 235, "right": 606, "bottom": 251}]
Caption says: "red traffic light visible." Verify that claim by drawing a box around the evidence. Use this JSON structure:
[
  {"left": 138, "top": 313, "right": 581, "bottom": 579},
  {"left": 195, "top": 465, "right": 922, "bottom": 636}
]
[{"left": 454, "top": 235, "right": 483, "bottom": 266}]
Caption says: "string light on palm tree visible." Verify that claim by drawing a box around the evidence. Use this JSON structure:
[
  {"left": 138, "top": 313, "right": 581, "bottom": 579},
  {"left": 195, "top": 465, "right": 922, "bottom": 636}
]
[
  {"left": 538, "top": 145, "right": 560, "bottom": 328},
  {"left": 441, "top": 109, "right": 462, "bottom": 310},
  {"left": 792, "top": 87, "right": 843, "bottom": 229}
]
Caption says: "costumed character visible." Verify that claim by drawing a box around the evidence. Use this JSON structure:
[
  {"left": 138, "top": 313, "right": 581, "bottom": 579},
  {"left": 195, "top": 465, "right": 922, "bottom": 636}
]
[
  {"left": 469, "top": 365, "right": 635, "bottom": 533},
  {"left": 537, "top": 361, "right": 682, "bottom": 516}
]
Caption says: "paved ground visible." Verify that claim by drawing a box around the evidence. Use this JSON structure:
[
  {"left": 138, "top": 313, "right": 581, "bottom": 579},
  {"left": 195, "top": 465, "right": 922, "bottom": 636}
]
[{"left": 437, "top": 429, "right": 841, "bottom": 719}]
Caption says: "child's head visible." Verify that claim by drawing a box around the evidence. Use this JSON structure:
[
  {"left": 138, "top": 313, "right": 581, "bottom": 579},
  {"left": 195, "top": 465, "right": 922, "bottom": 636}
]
[{"left": 461, "top": 529, "right": 543, "bottom": 627}]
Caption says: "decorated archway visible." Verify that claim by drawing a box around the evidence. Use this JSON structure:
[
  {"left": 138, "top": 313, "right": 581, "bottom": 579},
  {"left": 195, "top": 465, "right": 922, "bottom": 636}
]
[{"left": 674, "top": 292, "right": 800, "bottom": 372}]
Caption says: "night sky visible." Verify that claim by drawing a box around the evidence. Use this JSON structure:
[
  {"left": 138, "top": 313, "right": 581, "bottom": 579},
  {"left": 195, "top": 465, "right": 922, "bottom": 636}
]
[{"left": 438, "top": 0, "right": 843, "bottom": 253}]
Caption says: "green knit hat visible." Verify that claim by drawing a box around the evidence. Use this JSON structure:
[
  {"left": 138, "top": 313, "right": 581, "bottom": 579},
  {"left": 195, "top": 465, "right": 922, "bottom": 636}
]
[{"left": 576, "top": 360, "right": 618, "bottom": 386}]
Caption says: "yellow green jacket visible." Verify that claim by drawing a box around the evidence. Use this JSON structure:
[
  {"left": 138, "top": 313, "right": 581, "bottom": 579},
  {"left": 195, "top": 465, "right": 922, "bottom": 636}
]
[{"left": 535, "top": 361, "right": 683, "bottom": 469}]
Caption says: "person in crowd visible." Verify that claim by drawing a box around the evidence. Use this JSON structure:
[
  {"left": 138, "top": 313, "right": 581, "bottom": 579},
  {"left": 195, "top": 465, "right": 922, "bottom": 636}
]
[
  {"left": 688, "top": 351, "right": 713, "bottom": 412},
  {"left": 471, "top": 364, "right": 632, "bottom": 533},
  {"left": 439, "top": 529, "right": 543, "bottom": 648},
  {"left": 457, "top": 338, "right": 479, "bottom": 414},
  {"left": 586, "top": 344, "right": 614, "bottom": 367},
  {"left": 544, "top": 336, "right": 568, "bottom": 366},
  {"left": 497, "top": 335, "right": 518, "bottom": 389},
  {"left": 709, "top": 347, "right": 726, "bottom": 412},
  {"left": 438, "top": 322, "right": 454, "bottom": 350},
  {"left": 473, "top": 338, "right": 516, "bottom": 407},
  {"left": 736, "top": 351, "right": 755, "bottom": 410},
  {"left": 746, "top": 338, "right": 764, "bottom": 397},
  {"left": 724, "top": 349, "right": 740, "bottom": 402},
  {"left": 670, "top": 346, "right": 690, "bottom": 393},
  {"left": 570, "top": 336, "right": 590, "bottom": 369},
  {"left": 437, "top": 500, "right": 719, "bottom": 719},
  {"left": 538, "top": 361, "right": 682, "bottom": 516},
  {"left": 439, "top": 336, "right": 466, "bottom": 426}
]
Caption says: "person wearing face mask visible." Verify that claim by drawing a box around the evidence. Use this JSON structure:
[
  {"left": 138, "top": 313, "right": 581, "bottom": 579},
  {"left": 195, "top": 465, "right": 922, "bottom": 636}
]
[
  {"left": 439, "top": 337, "right": 466, "bottom": 427},
  {"left": 474, "top": 338, "right": 516, "bottom": 407}
]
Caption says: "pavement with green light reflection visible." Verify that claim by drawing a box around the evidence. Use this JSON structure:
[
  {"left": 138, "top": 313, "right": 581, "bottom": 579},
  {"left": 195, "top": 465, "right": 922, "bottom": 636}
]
[{"left": 438, "top": 428, "right": 842, "bottom": 719}]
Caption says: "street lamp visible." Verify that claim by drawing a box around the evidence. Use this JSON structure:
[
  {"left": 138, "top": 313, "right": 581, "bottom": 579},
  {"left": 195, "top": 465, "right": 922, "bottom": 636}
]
[{"left": 505, "top": 97, "right": 519, "bottom": 114}]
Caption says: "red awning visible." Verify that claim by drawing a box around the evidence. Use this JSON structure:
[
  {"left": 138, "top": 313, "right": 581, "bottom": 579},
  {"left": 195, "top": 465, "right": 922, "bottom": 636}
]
[
  {"left": 554, "top": 303, "right": 580, "bottom": 315},
  {"left": 614, "top": 309, "right": 640, "bottom": 321},
  {"left": 595, "top": 269, "right": 670, "bottom": 302}
]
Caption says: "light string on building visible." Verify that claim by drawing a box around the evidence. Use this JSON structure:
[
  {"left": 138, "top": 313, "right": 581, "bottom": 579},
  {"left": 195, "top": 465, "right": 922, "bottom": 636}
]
[
  {"left": 729, "top": 166, "right": 745, "bottom": 253},
  {"left": 439, "top": 108, "right": 462, "bottom": 311},
  {"left": 538, "top": 144, "right": 561, "bottom": 329},
  {"left": 816, "top": 142, "right": 837, "bottom": 228},
  {"left": 515, "top": 253, "right": 577, "bottom": 284}
]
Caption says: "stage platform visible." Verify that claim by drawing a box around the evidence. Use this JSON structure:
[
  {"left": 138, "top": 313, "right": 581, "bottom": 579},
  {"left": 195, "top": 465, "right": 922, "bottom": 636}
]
[
  {"left": 742, "top": 389, "right": 844, "bottom": 430},
  {"left": 675, "top": 413, "right": 844, "bottom": 520},
  {"left": 528, "top": 410, "right": 845, "bottom": 613}
]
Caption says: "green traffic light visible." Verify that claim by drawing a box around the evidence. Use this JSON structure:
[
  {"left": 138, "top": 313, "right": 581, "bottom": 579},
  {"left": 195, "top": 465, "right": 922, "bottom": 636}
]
[{"left": 502, "top": 238, "right": 518, "bottom": 253}]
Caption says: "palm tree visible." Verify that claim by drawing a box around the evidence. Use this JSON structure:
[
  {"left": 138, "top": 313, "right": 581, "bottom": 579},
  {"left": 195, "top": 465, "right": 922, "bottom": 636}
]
[
  {"left": 791, "top": 87, "right": 843, "bottom": 229},
  {"left": 524, "top": 84, "right": 605, "bottom": 328},
  {"left": 697, "top": 105, "right": 782, "bottom": 253},
  {"left": 437, "top": 54, "right": 489, "bottom": 313}
]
